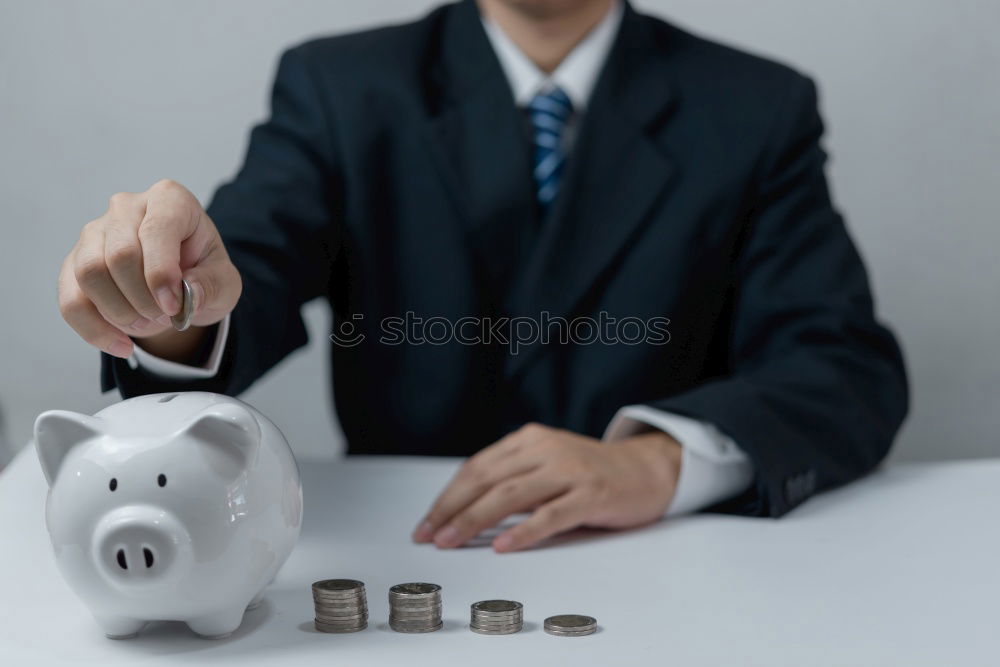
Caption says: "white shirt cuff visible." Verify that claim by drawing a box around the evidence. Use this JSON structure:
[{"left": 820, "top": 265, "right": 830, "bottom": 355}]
[
  {"left": 603, "top": 405, "right": 754, "bottom": 516},
  {"left": 126, "top": 314, "right": 230, "bottom": 379}
]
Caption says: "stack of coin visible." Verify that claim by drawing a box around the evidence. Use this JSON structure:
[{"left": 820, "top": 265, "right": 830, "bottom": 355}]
[
  {"left": 543, "top": 614, "right": 597, "bottom": 637},
  {"left": 388, "top": 582, "right": 443, "bottom": 633},
  {"left": 312, "top": 579, "right": 368, "bottom": 633},
  {"left": 469, "top": 600, "right": 523, "bottom": 635}
]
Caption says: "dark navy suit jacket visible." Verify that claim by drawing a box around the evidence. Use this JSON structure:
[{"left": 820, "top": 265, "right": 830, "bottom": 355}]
[{"left": 102, "top": 0, "right": 908, "bottom": 517}]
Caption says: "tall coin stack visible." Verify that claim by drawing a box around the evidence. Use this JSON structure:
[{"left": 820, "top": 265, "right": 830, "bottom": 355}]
[
  {"left": 469, "top": 600, "right": 523, "bottom": 635},
  {"left": 388, "top": 582, "right": 443, "bottom": 633},
  {"left": 312, "top": 579, "right": 368, "bottom": 633}
]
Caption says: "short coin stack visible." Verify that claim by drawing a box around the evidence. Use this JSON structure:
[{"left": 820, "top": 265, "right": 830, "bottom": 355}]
[
  {"left": 388, "top": 582, "right": 443, "bottom": 633},
  {"left": 469, "top": 599, "right": 523, "bottom": 635},
  {"left": 543, "top": 614, "right": 597, "bottom": 637},
  {"left": 312, "top": 579, "right": 368, "bottom": 633}
]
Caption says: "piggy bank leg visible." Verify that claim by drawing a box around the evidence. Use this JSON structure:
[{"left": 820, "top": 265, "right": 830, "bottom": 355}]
[
  {"left": 94, "top": 613, "right": 147, "bottom": 639},
  {"left": 187, "top": 607, "right": 246, "bottom": 639},
  {"left": 246, "top": 590, "right": 266, "bottom": 611}
]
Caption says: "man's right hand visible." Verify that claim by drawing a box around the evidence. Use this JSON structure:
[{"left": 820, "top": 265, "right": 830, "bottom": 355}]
[{"left": 58, "top": 179, "right": 242, "bottom": 363}]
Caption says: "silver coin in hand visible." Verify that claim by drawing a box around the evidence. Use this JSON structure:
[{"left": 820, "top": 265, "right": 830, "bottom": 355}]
[{"left": 170, "top": 279, "right": 194, "bottom": 331}]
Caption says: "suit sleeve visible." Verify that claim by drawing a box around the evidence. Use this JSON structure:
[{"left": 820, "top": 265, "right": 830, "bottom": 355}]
[
  {"left": 644, "top": 75, "right": 908, "bottom": 517},
  {"left": 101, "top": 45, "right": 342, "bottom": 398}
]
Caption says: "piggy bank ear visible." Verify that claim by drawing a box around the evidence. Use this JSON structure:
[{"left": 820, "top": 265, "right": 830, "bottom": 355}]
[
  {"left": 34, "top": 410, "right": 103, "bottom": 487},
  {"left": 179, "top": 403, "right": 262, "bottom": 476}
]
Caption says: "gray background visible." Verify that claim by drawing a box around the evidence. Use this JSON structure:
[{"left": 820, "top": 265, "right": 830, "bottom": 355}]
[{"left": 1, "top": 1, "right": 997, "bottom": 463}]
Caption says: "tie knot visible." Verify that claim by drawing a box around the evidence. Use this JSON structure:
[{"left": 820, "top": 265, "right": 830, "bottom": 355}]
[{"left": 527, "top": 87, "right": 574, "bottom": 124}]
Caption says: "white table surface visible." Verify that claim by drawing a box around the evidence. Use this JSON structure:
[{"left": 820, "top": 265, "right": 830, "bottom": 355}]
[{"left": 1, "top": 447, "right": 997, "bottom": 666}]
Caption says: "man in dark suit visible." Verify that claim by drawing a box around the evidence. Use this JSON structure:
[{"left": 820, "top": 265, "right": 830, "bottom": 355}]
[{"left": 58, "top": 0, "right": 907, "bottom": 552}]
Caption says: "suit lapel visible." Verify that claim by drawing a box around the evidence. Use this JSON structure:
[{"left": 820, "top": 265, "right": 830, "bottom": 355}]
[
  {"left": 423, "top": 0, "right": 538, "bottom": 310},
  {"left": 504, "top": 3, "right": 680, "bottom": 379}
]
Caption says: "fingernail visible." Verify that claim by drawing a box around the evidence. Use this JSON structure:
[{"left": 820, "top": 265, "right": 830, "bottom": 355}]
[
  {"left": 433, "top": 525, "right": 460, "bottom": 548},
  {"left": 493, "top": 533, "right": 514, "bottom": 552},
  {"left": 412, "top": 520, "right": 435, "bottom": 543},
  {"left": 108, "top": 339, "right": 132, "bottom": 358},
  {"left": 155, "top": 314, "right": 171, "bottom": 326},
  {"left": 155, "top": 287, "right": 178, "bottom": 315},
  {"left": 130, "top": 317, "right": 152, "bottom": 331}
]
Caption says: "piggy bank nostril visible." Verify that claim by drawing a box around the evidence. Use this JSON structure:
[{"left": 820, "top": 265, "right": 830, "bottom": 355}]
[
  {"left": 116, "top": 549, "right": 128, "bottom": 570},
  {"left": 143, "top": 547, "right": 155, "bottom": 568}
]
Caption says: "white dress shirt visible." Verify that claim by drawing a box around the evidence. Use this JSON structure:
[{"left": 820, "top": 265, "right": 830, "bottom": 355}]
[{"left": 129, "top": 0, "right": 754, "bottom": 516}]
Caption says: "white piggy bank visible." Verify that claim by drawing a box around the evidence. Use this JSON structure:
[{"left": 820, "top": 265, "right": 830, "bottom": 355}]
[{"left": 33, "top": 391, "right": 303, "bottom": 639}]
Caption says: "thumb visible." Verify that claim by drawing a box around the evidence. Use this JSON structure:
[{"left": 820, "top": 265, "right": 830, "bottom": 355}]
[{"left": 182, "top": 250, "right": 242, "bottom": 327}]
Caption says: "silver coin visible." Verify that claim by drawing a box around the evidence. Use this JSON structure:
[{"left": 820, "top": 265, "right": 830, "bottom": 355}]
[
  {"left": 389, "top": 621, "right": 443, "bottom": 634},
  {"left": 313, "top": 589, "right": 366, "bottom": 597},
  {"left": 316, "top": 604, "right": 367, "bottom": 612},
  {"left": 315, "top": 621, "right": 367, "bottom": 633},
  {"left": 470, "top": 624, "right": 522, "bottom": 635},
  {"left": 315, "top": 600, "right": 368, "bottom": 608},
  {"left": 314, "top": 597, "right": 366, "bottom": 604},
  {"left": 315, "top": 611, "right": 368, "bottom": 621},
  {"left": 316, "top": 612, "right": 368, "bottom": 623},
  {"left": 170, "top": 279, "right": 194, "bottom": 331},
  {"left": 543, "top": 614, "right": 596, "bottom": 630},
  {"left": 389, "top": 583, "right": 441, "bottom": 597},
  {"left": 314, "top": 604, "right": 368, "bottom": 613},
  {"left": 314, "top": 616, "right": 368, "bottom": 624},
  {"left": 313, "top": 593, "right": 367, "bottom": 602},
  {"left": 544, "top": 628, "right": 596, "bottom": 637},
  {"left": 313, "top": 579, "right": 365, "bottom": 593},
  {"left": 472, "top": 613, "right": 523, "bottom": 621},
  {"left": 472, "top": 600, "right": 522, "bottom": 614},
  {"left": 471, "top": 616, "right": 523, "bottom": 625},
  {"left": 389, "top": 610, "right": 442, "bottom": 617},
  {"left": 472, "top": 609, "right": 524, "bottom": 618},
  {"left": 313, "top": 596, "right": 368, "bottom": 604},
  {"left": 315, "top": 608, "right": 368, "bottom": 615},
  {"left": 389, "top": 612, "right": 442, "bottom": 621},
  {"left": 315, "top": 615, "right": 368, "bottom": 623},
  {"left": 389, "top": 619, "right": 441, "bottom": 627},
  {"left": 389, "top": 601, "right": 441, "bottom": 611},
  {"left": 387, "top": 616, "right": 442, "bottom": 625}
]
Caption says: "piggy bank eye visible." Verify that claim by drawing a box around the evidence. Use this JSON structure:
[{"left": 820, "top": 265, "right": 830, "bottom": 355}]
[
  {"left": 157, "top": 474, "right": 167, "bottom": 488},
  {"left": 109, "top": 478, "right": 118, "bottom": 492}
]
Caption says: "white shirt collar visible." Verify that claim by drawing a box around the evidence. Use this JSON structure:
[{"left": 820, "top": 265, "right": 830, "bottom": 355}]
[{"left": 481, "top": 0, "right": 624, "bottom": 111}]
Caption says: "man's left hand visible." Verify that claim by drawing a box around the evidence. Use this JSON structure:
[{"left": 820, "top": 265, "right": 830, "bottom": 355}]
[{"left": 411, "top": 423, "right": 681, "bottom": 552}]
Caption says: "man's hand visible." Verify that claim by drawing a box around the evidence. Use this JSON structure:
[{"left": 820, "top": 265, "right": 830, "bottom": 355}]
[
  {"left": 58, "top": 179, "right": 241, "bottom": 363},
  {"left": 412, "top": 423, "right": 682, "bottom": 553}
]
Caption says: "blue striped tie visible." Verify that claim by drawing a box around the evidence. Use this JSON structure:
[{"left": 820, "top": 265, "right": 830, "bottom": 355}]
[{"left": 527, "top": 87, "right": 573, "bottom": 214}]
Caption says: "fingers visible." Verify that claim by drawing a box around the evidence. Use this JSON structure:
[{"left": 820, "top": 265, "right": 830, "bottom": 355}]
[
  {"left": 412, "top": 423, "right": 553, "bottom": 543},
  {"left": 58, "top": 254, "right": 134, "bottom": 358},
  {"left": 73, "top": 220, "right": 148, "bottom": 333},
  {"left": 103, "top": 199, "right": 171, "bottom": 329},
  {"left": 492, "top": 490, "right": 589, "bottom": 553},
  {"left": 430, "top": 470, "right": 570, "bottom": 548},
  {"left": 138, "top": 179, "right": 204, "bottom": 315}
]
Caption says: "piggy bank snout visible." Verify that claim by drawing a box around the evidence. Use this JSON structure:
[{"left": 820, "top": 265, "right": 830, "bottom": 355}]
[{"left": 93, "top": 506, "right": 190, "bottom": 585}]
